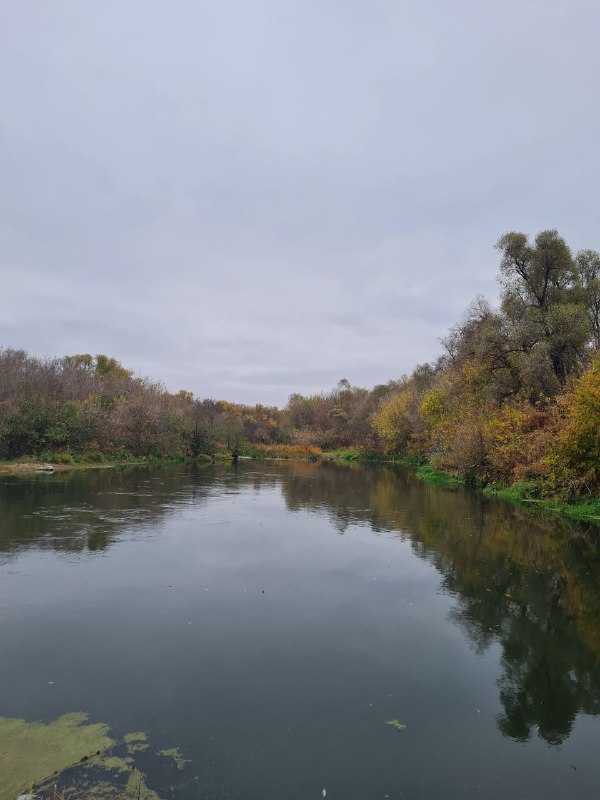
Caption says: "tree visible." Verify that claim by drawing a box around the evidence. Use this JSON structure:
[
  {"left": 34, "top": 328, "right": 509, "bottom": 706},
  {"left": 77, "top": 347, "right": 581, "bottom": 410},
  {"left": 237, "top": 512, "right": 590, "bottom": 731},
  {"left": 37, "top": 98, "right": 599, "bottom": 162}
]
[
  {"left": 556, "top": 355, "right": 600, "bottom": 491},
  {"left": 371, "top": 391, "right": 417, "bottom": 454},
  {"left": 496, "top": 230, "right": 591, "bottom": 393},
  {"left": 576, "top": 249, "right": 600, "bottom": 350}
]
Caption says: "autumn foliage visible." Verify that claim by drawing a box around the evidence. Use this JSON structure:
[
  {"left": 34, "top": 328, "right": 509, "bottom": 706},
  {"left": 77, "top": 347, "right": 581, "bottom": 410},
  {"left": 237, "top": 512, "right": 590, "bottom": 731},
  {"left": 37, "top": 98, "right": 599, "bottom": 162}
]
[
  {"left": 2, "top": 229, "right": 600, "bottom": 505},
  {"left": 364, "top": 230, "right": 600, "bottom": 498},
  {"left": 0, "top": 351, "right": 282, "bottom": 461}
]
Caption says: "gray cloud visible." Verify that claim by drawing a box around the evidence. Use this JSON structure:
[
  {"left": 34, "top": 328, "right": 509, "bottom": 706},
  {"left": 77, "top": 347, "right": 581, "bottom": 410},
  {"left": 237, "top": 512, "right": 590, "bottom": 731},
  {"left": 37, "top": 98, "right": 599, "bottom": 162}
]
[{"left": 1, "top": 0, "right": 599, "bottom": 405}]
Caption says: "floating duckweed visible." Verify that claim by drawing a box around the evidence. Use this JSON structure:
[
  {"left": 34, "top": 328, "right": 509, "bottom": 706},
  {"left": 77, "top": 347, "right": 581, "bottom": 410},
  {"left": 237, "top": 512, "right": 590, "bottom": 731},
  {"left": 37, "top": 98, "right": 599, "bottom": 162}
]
[
  {"left": 97, "top": 755, "right": 132, "bottom": 773},
  {"left": 0, "top": 712, "right": 114, "bottom": 797},
  {"left": 124, "top": 731, "right": 148, "bottom": 744},
  {"left": 0, "top": 713, "right": 184, "bottom": 800},
  {"left": 386, "top": 719, "right": 407, "bottom": 731},
  {"left": 83, "top": 770, "right": 160, "bottom": 800},
  {"left": 123, "top": 770, "right": 162, "bottom": 800},
  {"left": 124, "top": 731, "right": 150, "bottom": 754},
  {"left": 87, "top": 780, "right": 123, "bottom": 800},
  {"left": 157, "top": 747, "right": 191, "bottom": 770}
]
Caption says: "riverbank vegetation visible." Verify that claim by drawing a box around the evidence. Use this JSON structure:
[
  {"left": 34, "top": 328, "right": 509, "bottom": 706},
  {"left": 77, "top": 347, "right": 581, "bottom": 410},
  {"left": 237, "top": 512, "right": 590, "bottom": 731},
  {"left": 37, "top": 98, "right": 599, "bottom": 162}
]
[{"left": 2, "top": 229, "right": 600, "bottom": 515}]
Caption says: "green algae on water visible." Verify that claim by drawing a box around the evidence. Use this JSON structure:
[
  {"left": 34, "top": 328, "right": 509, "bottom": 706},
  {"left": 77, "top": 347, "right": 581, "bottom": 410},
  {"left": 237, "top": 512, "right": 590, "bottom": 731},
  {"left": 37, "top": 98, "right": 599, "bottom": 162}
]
[
  {"left": 386, "top": 719, "right": 407, "bottom": 731},
  {"left": 124, "top": 730, "right": 148, "bottom": 744},
  {"left": 96, "top": 755, "right": 133, "bottom": 772},
  {"left": 84, "top": 770, "right": 161, "bottom": 800},
  {"left": 122, "top": 770, "right": 162, "bottom": 800},
  {"left": 157, "top": 747, "right": 191, "bottom": 770},
  {"left": 124, "top": 730, "right": 150, "bottom": 753},
  {"left": 0, "top": 713, "right": 187, "bottom": 800},
  {"left": 0, "top": 712, "right": 114, "bottom": 798}
]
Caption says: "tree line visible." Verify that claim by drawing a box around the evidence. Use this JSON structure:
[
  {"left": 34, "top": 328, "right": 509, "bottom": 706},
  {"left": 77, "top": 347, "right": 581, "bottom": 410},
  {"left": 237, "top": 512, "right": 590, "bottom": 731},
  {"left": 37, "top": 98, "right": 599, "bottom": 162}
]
[
  {"left": 0, "top": 350, "right": 281, "bottom": 462},
  {"left": 279, "top": 230, "right": 600, "bottom": 500},
  {"left": 2, "top": 229, "right": 600, "bottom": 500}
]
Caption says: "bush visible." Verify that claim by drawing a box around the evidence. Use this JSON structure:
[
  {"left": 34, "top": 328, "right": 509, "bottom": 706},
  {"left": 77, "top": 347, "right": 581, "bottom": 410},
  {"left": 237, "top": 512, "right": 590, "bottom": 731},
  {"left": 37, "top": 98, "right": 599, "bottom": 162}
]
[
  {"left": 555, "top": 356, "right": 600, "bottom": 492},
  {"left": 243, "top": 443, "right": 322, "bottom": 460}
]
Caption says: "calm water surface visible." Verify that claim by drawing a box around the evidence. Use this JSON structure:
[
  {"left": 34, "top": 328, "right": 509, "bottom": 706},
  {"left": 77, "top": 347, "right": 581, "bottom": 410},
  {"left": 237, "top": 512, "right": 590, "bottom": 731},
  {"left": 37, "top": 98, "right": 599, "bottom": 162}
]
[{"left": 1, "top": 461, "right": 600, "bottom": 799}]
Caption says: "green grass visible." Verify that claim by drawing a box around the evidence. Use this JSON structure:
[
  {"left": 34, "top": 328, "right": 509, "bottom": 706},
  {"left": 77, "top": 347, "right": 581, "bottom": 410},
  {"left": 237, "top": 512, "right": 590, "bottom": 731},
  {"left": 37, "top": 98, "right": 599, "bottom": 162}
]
[
  {"left": 483, "top": 481, "right": 536, "bottom": 504},
  {"left": 324, "top": 449, "right": 401, "bottom": 463},
  {"left": 323, "top": 448, "right": 362, "bottom": 461},
  {"left": 414, "top": 463, "right": 463, "bottom": 488},
  {"left": 392, "top": 460, "right": 600, "bottom": 523},
  {"left": 0, "top": 451, "right": 214, "bottom": 475},
  {"left": 555, "top": 499, "right": 600, "bottom": 523},
  {"left": 379, "top": 456, "right": 463, "bottom": 487},
  {"left": 484, "top": 481, "right": 600, "bottom": 524}
]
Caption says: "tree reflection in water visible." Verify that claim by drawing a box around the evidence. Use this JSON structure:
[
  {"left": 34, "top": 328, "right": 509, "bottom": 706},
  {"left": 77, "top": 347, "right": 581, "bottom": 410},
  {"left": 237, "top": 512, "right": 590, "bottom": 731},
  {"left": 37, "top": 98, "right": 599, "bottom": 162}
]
[
  {"left": 2, "top": 460, "right": 600, "bottom": 745},
  {"left": 279, "top": 462, "right": 600, "bottom": 745}
]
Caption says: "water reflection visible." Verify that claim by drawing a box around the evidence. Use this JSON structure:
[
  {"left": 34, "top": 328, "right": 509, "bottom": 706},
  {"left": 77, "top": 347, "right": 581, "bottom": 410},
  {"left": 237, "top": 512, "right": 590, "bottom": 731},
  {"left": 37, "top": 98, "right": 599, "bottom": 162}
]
[
  {"left": 280, "top": 462, "right": 600, "bottom": 745},
  {"left": 2, "top": 461, "right": 600, "bottom": 747},
  {"left": 0, "top": 465, "right": 217, "bottom": 555}
]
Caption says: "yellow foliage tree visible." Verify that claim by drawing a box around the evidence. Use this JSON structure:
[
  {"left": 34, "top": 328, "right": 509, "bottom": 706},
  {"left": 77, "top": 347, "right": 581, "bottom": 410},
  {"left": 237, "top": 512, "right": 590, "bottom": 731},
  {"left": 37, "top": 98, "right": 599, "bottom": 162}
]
[
  {"left": 371, "top": 392, "right": 416, "bottom": 454},
  {"left": 484, "top": 401, "right": 553, "bottom": 483},
  {"left": 556, "top": 355, "right": 600, "bottom": 491}
]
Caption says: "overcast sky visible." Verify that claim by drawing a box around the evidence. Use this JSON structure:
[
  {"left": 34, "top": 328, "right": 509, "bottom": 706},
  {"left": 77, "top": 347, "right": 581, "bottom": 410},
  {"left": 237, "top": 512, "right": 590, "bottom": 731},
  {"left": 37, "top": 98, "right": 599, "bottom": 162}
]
[{"left": 1, "top": 1, "right": 599, "bottom": 405}]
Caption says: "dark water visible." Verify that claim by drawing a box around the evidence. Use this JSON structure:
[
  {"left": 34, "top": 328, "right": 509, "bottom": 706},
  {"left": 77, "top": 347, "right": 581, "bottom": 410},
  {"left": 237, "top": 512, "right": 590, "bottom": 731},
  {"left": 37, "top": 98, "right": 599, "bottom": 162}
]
[{"left": 1, "top": 461, "right": 600, "bottom": 799}]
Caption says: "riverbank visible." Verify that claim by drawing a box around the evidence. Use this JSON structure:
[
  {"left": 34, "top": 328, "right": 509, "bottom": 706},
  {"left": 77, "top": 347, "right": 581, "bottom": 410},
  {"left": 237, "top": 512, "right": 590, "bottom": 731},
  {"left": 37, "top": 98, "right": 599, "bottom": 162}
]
[
  {"left": 0, "top": 453, "right": 213, "bottom": 476},
  {"left": 0, "top": 460, "right": 118, "bottom": 475},
  {"left": 239, "top": 444, "right": 600, "bottom": 525},
  {"left": 364, "top": 454, "right": 600, "bottom": 526},
  {"left": 481, "top": 483, "right": 600, "bottom": 524},
  {"left": 3, "top": 449, "right": 600, "bottom": 526},
  {"left": 292, "top": 448, "right": 600, "bottom": 525}
]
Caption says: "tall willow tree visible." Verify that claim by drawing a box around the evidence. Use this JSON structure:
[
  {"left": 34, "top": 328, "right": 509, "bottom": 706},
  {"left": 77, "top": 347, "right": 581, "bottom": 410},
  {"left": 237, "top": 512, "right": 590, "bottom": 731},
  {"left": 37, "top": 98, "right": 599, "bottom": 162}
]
[
  {"left": 576, "top": 249, "right": 600, "bottom": 350},
  {"left": 496, "top": 230, "right": 592, "bottom": 396}
]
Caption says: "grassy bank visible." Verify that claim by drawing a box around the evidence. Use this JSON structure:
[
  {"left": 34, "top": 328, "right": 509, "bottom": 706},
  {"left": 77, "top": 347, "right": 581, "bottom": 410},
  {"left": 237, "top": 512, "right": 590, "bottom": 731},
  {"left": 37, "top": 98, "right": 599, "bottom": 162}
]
[
  {"left": 4, "top": 448, "right": 599, "bottom": 526},
  {"left": 394, "top": 458, "right": 600, "bottom": 525},
  {"left": 482, "top": 482, "right": 600, "bottom": 524},
  {"left": 242, "top": 443, "right": 323, "bottom": 460},
  {"left": 325, "top": 452, "right": 463, "bottom": 487},
  {"left": 0, "top": 452, "right": 213, "bottom": 476},
  {"left": 412, "top": 462, "right": 463, "bottom": 488},
  {"left": 0, "top": 460, "right": 118, "bottom": 475},
  {"left": 320, "top": 451, "right": 600, "bottom": 525}
]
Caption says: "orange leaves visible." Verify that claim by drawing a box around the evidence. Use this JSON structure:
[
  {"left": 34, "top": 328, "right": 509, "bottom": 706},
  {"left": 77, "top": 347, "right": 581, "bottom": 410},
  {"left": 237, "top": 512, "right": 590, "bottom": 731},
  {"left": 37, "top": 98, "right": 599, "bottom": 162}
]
[
  {"left": 245, "top": 443, "right": 322, "bottom": 459},
  {"left": 483, "top": 402, "right": 554, "bottom": 483}
]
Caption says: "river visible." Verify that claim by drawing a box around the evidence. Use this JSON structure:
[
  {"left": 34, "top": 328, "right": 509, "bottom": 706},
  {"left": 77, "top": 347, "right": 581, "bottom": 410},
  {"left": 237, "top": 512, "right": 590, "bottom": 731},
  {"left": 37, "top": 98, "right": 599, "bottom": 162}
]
[{"left": 1, "top": 461, "right": 599, "bottom": 799}]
